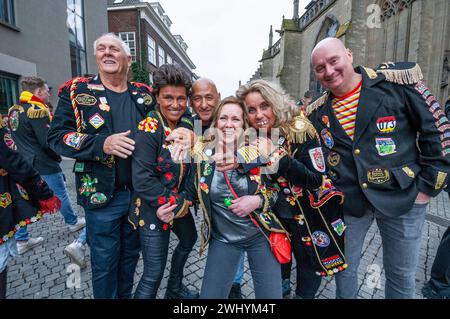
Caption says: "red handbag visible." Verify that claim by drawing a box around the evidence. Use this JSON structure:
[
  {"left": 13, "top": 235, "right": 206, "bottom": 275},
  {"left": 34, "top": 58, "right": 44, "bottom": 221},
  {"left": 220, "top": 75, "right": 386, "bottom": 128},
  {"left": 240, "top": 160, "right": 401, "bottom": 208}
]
[{"left": 223, "top": 172, "right": 291, "bottom": 264}]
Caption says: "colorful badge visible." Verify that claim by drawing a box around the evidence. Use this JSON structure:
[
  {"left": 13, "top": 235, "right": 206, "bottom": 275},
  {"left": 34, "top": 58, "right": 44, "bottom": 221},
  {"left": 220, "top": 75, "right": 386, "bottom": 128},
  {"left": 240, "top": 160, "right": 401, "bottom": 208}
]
[
  {"left": 79, "top": 175, "right": 98, "bottom": 196},
  {"left": 89, "top": 113, "right": 105, "bottom": 129},
  {"left": 4, "top": 132, "right": 17, "bottom": 151},
  {"left": 75, "top": 94, "right": 97, "bottom": 106},
  {"left": 16, "top": 184, "right": 29, "bottom": 201},
  {"left": 9, "top": 110, "right": 19, "bottom": 131},
  {"left": 321, "top": 129, "right": 334, "bottom": 149},
  {"left": 375, "top": 138, "right": 397, "bottom": 156},
  {"left": 87, "top": 84, "right": 105, "bottom": 91},
  {"left": 331, "top": 218, "right": 346, "bottom": 236},
  {"left": 203, "top": 163, "right": 212, "bottom": 176},
  {"left": 74, "top": 162, "right": 85, "bottom": 173},
  {"left": 90, "top": 192, "right": 107, "bottom": 205},
  {"left": 312, "top": 231, "right": 330, "bottom": 248},
  {"left": 402, "top": 166, "right": 415, "bottom": 178},
  {"left": 327, "top": 152, "right": 340, "bottom": 167},
  {"left": 64, "top": 132, "right": 88, "bottom": 150},
  {"left": 138, "top": 117, "right": 158, "bottom": 133},
  {"left": 367, "top": 168, "right": 390, "bottom": 184},
  {"left": 0, "top": 193, "right": 12, "bottom": 208},
  {"left": 143, "top": 94, "right": 153, "bottom": 106},
  {"left": 308, "top": 147, "right": 326, "bottom": 173},
  {"left": 322, "top": 115, "right": 330, "bottom": 128},
  {"left": 321, "top": 255, "right": 344, "bottom": 270},
  {"left": 376, "top": 116, "right": 396, "bottom": 133}
]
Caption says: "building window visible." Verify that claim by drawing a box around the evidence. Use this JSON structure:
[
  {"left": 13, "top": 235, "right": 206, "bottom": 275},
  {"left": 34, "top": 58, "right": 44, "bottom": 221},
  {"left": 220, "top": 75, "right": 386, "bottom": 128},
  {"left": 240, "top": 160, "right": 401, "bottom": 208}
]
[
  {"left": 119, "top": 32, "right": 136, "bottom": 62},
  {"left": 0, "top": 71, "right": 19, "bottom": 114},
  {"left": 0, "top": 0, "right": 15, "bottom": 25},
  {"left": 67, "top": 0, "right": 87, "bottom": 77},
  {"left": 167, "top": 55, "right": 173, "bottom": 65},
  {"left": 147, "top": 35, "right": 156, "bottom": 65},
  {"left": 158, "top": 47, "right": 166, "bottom": 66}
]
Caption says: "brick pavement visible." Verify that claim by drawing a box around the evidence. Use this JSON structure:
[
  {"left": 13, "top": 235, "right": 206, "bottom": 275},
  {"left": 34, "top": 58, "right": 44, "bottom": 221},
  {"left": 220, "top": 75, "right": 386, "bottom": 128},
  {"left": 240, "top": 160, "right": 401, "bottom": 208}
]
[{"left": 5, "top": 159, "right": 450, "bottom": 299}]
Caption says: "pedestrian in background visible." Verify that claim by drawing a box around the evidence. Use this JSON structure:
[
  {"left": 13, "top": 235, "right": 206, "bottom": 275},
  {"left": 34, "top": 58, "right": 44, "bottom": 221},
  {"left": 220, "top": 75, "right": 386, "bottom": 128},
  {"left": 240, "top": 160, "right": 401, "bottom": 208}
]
[
  {"left": 8, "top": 76, "right": 86, "bottom": 255},
  {"left": 0, "top": 113, "right": 61, "bottom": 299}
]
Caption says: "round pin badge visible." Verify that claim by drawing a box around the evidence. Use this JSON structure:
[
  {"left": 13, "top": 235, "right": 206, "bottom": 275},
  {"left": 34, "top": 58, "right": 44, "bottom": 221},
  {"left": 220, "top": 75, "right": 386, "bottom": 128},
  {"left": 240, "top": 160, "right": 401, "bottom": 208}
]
[
  {"left": 327, "top": 152, "right": 341, "bottom": 167},
  {"left": 204, "top": 149, "right": 212, "bottom": 157},
  {"left": 137, "top": 98, "right": 144, "bottom": 104}
]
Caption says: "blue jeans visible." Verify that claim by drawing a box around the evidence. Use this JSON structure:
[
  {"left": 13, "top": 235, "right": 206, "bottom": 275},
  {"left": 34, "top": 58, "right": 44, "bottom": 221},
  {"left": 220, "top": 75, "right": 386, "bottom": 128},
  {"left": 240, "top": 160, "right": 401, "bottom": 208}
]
[
  {"left": 15, "top": 172, "right": 79, "bottom": 241},
  {"left": 134, "top": 213, "right": 197, "bottom": 299},
  {"left": 233, "top": 254, "right": 245, "bottom": 284},
  {"left": 200, "top": 234, "right": 282, "bottom": 299},
  {"left": 335, "top": 203, "right": 427, "bottom": 299},
  {"left": 85, "top": 190, "right": 140, "bottom": 299}
]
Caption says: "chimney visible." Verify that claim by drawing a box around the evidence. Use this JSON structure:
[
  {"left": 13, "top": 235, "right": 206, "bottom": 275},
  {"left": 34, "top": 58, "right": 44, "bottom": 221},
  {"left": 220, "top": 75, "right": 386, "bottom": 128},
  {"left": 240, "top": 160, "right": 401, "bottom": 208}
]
[
  {"left": 269, "top": 25, "right": 273, "bottom": 48},
  {"left": 293, "top": 0, "right": 299, "bottom": 19}
]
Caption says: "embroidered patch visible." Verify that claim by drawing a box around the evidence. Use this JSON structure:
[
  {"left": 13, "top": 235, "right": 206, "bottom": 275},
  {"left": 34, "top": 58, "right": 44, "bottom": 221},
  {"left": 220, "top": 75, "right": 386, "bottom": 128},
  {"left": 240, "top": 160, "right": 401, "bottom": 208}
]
[
  {"left": 321, "top": 255, "right": 344, "bottom": 270},
  {"left": 63, "top": 132, "right": 88, "bottom": 150},
  {"left": 321, "top": 129, "right": 334, "bottom": 149},
  {"left": 438, "top": 124, "right": 450, "bottom": 133},
  {"left": 75, "top": 94, "right": 97, "bottom": 106},
  {"left": 16, "top": 184, "right": 29, "bottom": 201},
  {"left": 79, "top": 175, "right": 98, "bottom": 196},
  {"left": 322, "top": 115, "right": 330, "bottom": 128},
  {"left": 367, "top": 168, "right": 390, "bottom": 184},
  {"left": 0, "top": 193, "right": 12, "bottom": 208},
  {"left": 402, "top": 167, "right": 415, "bottom": 178},
  {"left": 440, "top": 132, "right": 450, "bottom": 141},
  {"left": 200, "top": 182, "right": 209, "bottom": 194},
  {"left": 8, "top": 110, "right": 20, "bottom": 131},
  {"left": 443, "top": 149, "right": 450, "bottom": 156},
  {"left": 376, "top": 116, "right": 396, "bottom": 133},
  {"left": 90, "top": 192, "right": 107, "bottom": 205},
  {"left": 436, "top": 117, "right": 449, "bottom": 127},
  {"left": 331, "top": 219, "right": 346, "bottom": 236},
  {"left": 142, "top": 94, "right": 153, "bottom": 106},
  {"left": 435, "top": 172, "right": 447, "bottom": 190},
  {"left": 74, "top": 162, "right": 85, "bottom": 172},
  {"left": 375, "top": 138, "right": 397, "bottom": 156},
  {"left": 89, "top": 113, "right": 105, "bottom": 129},
  {"left": 327, "top": 152, "right": 340, "bottom": 167},
  {"left": 442, "top": 140, "right": 450, "bottom": 148},
  {"left": 4, "top": 132, "right": 17, "bottom": 151},
  {"left": 138, "top": 117, "right": 158, "bottom": 133},
  {"left": 87, "top": 84, "right": 105, "bottom": 91},
  {"left": 312, "top": 231, "right": 330, "bottom": 248},
  {"left": 429, "top": 102, "right": 441, "bottom": 113},
  {"left": 308, "top": 147, "right": 326, "bottom": 173},
  {"left": 203, "top": 163, "right": 212, "bottom": 176},
  {"left": 432, "top": 109, "right": 445, "bottom": 120}
]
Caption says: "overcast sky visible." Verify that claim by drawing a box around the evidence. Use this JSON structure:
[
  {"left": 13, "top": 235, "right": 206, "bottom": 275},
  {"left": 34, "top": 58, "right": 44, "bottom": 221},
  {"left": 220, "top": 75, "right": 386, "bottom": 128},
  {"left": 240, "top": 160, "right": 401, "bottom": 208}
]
[{"left": 151, "top": 0, "right": 309, "bottom": 96}]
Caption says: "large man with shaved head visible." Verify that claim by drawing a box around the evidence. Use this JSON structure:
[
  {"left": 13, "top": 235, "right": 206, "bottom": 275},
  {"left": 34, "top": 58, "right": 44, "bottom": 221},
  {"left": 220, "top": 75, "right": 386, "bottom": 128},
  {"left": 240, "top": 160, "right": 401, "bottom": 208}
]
[
  {"left": 307, "top": 37, "right": 450, "bottom": 299},
  {"left": 48, "top": 33, "right": 156, "bottom": 298}
]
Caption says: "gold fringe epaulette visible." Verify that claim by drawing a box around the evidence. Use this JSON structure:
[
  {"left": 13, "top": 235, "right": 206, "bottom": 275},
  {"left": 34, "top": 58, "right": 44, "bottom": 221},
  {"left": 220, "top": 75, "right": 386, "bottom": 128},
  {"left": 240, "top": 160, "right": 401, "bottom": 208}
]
[
  {"left": 376, "top": 62, "right": 423, "bottom": 85},
  {"left": 0, "top": 114, "right": 5, "bottom": 129},
  {"left": 8, "top": 104, "right": 25, "bottom": 113},
  {"left": 284, "top": 114, "right": 317, "bottom": 144},
  {"left": 27, "top": 105, "right": 50, "bottom": 119},
  {"left": 363, "top": 67, "right": 378, "bottom": 79},
  {"left": 306, "top": 92, "right": 329, "bottom": 116}
]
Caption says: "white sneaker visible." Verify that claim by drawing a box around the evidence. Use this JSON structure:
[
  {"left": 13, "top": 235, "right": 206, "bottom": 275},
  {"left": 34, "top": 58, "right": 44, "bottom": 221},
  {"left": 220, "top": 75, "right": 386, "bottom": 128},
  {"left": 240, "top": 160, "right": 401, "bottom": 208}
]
[
  {"left": 16, "top": 237, "right": 44, "bottom": 255},
  {"left": 68, "top": 217, "right": 86, "bottom": 233},
  {"left": 64, "top": 240, "right": 86, "bottom": 268}
]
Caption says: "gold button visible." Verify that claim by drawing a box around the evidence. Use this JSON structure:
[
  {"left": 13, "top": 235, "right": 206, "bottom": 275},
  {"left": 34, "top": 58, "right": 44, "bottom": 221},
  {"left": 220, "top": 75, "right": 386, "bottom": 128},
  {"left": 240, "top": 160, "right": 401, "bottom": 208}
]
[
  {"left": 362, "top": 183, "right": 368, "bottom": 189},
  {"left": 354, "top": 149, "right": 361, "bottom": 155}
]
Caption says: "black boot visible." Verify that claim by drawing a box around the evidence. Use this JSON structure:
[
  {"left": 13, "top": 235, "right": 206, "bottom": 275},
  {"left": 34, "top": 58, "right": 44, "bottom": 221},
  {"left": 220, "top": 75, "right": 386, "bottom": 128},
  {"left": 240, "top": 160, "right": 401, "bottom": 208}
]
[
  {"left": 164, "top": 245, "right": 199, "bottom": 299},
  {"left": 228, "top": 283, "right": 243, "bottom": 299},
  {"left": 165, "top": 283, "right": 199, "bottom": 299}
]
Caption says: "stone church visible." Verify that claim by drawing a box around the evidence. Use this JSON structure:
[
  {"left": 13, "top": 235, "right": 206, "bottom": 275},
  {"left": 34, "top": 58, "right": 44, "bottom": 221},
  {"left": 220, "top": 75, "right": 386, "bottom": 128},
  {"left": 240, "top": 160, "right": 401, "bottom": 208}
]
[{"left": 250, "top": 0, "right": 450, "bottom": 104}]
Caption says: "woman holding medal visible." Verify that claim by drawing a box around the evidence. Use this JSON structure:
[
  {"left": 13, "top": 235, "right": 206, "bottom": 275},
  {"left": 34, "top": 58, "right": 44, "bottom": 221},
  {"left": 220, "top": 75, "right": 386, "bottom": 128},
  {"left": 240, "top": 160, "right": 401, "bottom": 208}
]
[
  {"left": 129, "top": 64, "right": 198, "bottom": 299},
  {"left": 158, "top": 96, "right": 288, "bottom": 299}
]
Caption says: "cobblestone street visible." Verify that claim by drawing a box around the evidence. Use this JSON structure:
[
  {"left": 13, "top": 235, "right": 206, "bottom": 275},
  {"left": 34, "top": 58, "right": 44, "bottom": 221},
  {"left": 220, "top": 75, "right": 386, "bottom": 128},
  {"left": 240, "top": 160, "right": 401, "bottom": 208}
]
[{"left": 5, "top": 159, "right": 450, "bottom": 299}]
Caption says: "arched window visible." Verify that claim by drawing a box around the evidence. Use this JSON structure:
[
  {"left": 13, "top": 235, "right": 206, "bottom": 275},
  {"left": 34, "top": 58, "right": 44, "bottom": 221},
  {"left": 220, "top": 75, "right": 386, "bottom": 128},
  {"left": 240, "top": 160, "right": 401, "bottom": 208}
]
[{"left": 380, "top": 0, "right": 415, "bottom": 21}]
